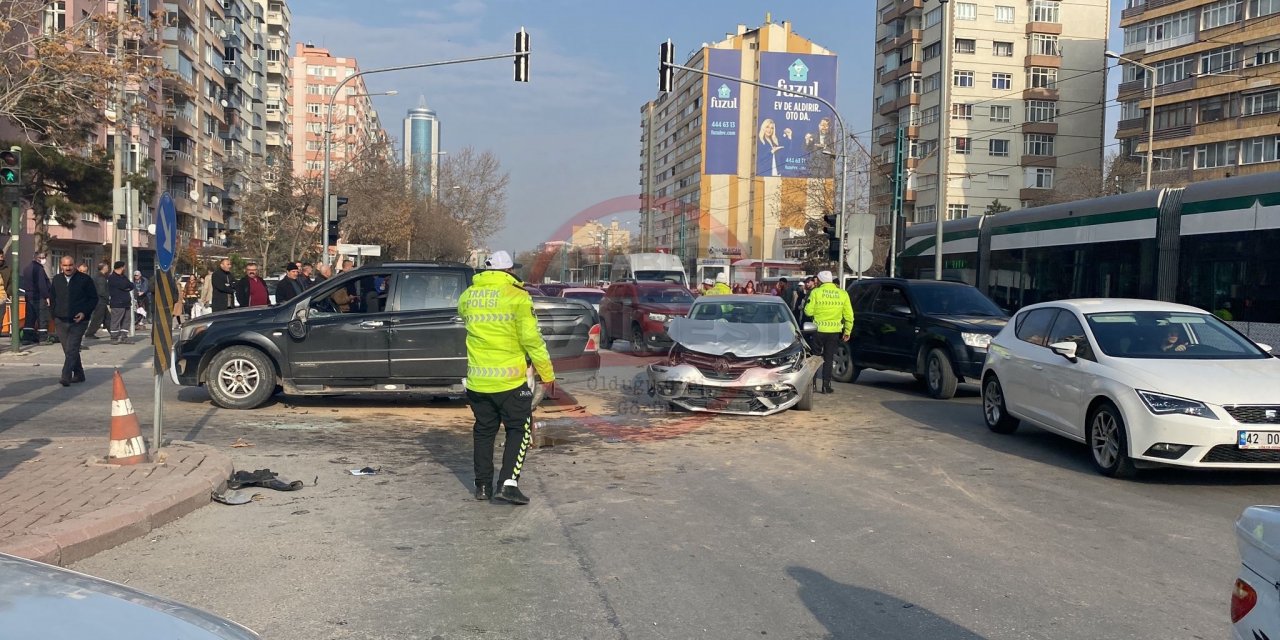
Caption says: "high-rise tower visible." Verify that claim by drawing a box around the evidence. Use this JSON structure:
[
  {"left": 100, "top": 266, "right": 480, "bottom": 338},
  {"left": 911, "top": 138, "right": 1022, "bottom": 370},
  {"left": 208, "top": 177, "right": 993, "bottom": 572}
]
[{"left": 404, "top": 98, "right": 441, "bottom": 196}]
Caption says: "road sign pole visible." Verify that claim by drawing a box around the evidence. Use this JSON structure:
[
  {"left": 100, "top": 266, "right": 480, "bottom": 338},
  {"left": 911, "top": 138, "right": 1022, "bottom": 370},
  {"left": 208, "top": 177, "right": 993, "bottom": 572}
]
[
  {"left": 8, "top": 189, "right": 18, "bottom": 351},
  {"left": 152, "top": 194, "right": 177, "bottom": 453}
]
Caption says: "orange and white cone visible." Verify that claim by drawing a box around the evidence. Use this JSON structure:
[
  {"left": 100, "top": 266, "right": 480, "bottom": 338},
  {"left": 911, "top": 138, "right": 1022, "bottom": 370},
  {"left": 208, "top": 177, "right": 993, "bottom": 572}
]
[{"left": 107, "top": 370, "right": 148, "bottom": 465}]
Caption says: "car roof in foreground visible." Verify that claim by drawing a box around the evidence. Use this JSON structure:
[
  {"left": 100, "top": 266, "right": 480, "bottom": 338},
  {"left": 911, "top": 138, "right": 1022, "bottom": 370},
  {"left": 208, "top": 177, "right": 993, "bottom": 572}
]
[
  {"left": 853, "top": 278, "right": 975, "bottom": 287},
  {"left": 693, "top": 295, "right": 789, "bottom": 304},
  {"left": 561, "top": 287, "right": 604, "bottom": 294},
  {"left": 1019, "top": 298, "right": 1213, "bottom": 315}
]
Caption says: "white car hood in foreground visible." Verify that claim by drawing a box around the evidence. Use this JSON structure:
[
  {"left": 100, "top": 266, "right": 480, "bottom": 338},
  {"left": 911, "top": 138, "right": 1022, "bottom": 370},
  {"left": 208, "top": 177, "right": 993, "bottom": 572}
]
[
  {"left": 667, "top": 319, "right": 799, "bottom": 358},
  {"left": 1110, "top": 357, "right": 1280, "bottom": 406}
]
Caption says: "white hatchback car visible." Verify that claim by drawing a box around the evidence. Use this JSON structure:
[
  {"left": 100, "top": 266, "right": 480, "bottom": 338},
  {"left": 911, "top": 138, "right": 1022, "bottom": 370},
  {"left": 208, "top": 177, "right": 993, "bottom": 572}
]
[{"left": 980, "top": 299, "right": 1280, "bottom": 477}]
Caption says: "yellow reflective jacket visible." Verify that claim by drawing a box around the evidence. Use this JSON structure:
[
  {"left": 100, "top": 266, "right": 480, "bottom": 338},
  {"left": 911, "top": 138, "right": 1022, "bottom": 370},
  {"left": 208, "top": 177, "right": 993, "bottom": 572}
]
[
  {"left": 705, "top": 282, "right": 733, "bottom": 296},
  {"left": 458, "top": 270, "right": 555, "bottom": 393},
  {"left": 804, "top": 282, "right": 854, "bottom": 335}
]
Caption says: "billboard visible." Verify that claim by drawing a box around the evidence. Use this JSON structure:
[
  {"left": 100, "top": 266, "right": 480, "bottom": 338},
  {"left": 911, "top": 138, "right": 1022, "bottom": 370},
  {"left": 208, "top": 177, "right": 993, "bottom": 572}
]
[
  {"left": 703, "top": 48, "right": 742, "bottom": 175},
  {"left": 754, "top": 52, "right": 838, "bottom": 179}
]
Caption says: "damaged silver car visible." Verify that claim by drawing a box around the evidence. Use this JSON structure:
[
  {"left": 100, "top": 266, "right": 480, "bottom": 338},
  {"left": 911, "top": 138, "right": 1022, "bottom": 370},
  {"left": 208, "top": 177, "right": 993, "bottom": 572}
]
[{"left": 647, "top": 296, "right": 822, "bottom": 416}]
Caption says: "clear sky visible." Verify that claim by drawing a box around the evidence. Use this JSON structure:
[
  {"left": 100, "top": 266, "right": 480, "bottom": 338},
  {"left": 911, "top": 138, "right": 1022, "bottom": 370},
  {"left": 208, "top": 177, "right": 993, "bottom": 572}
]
[{"left": 293, "top": 0, "right": 1128, "bottom": 253}]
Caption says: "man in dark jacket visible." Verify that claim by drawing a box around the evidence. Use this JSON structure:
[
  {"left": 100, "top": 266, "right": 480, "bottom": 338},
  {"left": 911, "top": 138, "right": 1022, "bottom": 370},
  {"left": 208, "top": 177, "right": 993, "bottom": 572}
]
[
  {"left": 211, "top": 258, "right": 236, "bottom": 312},
  {"left": 87, "top": 262, "right": 110, "bottom": 339},
  {"left": 275, "top": 262, "right": 306, "bottom": 304},
  {"left": 107, "top": 261, "right": 133, "bottom": 343},
  {"left": 22, "top": 252, "right": 51, "bottom": 345},
  {"left": 50, "top": 256, "right": 97, "bottom": 385},
  {"left": 234, "top": 262, "right": 271, "bottom": 307}
]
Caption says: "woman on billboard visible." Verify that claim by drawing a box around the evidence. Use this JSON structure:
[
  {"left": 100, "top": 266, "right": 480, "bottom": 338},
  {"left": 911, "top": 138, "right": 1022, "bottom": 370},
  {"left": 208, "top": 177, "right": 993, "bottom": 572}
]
[{"left": 757, "top": 118, "right": 783, "bottom": 177}]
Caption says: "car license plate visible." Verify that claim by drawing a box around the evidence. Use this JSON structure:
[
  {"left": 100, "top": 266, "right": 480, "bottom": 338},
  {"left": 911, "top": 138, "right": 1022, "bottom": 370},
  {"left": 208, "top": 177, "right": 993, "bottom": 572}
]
[{"left": 1238, "top": 431, "right": 1280, "bottom": 450}]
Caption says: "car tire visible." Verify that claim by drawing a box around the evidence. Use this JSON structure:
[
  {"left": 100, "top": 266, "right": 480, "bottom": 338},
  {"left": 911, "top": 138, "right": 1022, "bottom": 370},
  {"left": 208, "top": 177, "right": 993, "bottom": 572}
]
[
  {"left": 207, "top": 346, "right": 277, "bottom": 410},
  {"left": 1086, "top": 401, "right": 1137, "bottom": 479},
  {"left": 795, "top": 374, "right": 815, "bottom": 411},
  {"left": 832, "top": 342, "right": 860, "bottom": 383},
  {"left": 630, "top": 323, "right": 648, "bottom": 355},
  {"left": 599, "top": 321, "right": 615, "bottom": 350},
  {"left": 912, "top": 373, "right": 927, "bottom": 384},
  {"left": 982, "top": 374, "right": 1020, "bottom": 434},
  {"left": 924, "top": 348, "right": 959, "bottom": 399}
]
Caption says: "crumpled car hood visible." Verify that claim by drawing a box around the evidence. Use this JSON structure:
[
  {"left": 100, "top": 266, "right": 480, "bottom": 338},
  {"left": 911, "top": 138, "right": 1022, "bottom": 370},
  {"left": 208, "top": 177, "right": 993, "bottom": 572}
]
[{"left": 667, "top": 319, "right": 800, "bottom": 358}]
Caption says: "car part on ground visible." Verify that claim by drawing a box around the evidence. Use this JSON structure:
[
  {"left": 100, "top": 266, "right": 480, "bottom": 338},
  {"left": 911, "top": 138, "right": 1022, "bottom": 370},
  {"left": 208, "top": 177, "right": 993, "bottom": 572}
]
[{"left": 1232, "top": 505, "right": 1280, "bottom": 639}]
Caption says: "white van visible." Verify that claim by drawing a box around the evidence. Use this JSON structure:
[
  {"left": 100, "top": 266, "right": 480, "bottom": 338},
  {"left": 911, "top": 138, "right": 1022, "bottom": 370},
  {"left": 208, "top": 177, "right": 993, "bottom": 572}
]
[{"left": 611, "top": 253, "right": 688, "bottom": 285}]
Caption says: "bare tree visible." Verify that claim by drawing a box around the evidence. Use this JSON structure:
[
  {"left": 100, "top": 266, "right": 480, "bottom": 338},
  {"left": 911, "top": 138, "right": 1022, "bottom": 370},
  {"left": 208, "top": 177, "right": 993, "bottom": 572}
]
[
  {"left": 232, "top": 151, "right": 319, "bottom": 267},
  {"left": 435, "top": 147, "right": 509, "bottom": 244},
  {"left": 1027, "top": 153, "right": 1148, "bottom": 206}
]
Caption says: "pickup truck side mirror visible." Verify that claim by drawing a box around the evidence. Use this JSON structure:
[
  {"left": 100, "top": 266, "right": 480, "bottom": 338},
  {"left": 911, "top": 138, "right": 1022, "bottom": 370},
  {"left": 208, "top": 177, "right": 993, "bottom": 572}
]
[
  {"left": 802, "top": 321, "right": 817, "bottom": 334},
  {"left": 890, "top": 305, "right": 913, "bottom": 318},
  {"left": 1049, "top": 341, "right": 1078, "bottom": 362}
]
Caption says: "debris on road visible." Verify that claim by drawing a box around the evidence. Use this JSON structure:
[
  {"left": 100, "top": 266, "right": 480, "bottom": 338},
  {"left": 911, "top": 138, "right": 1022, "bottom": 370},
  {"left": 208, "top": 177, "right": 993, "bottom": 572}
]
[
  {"left": 228, "top": 468, "right": 305, "bottom": 491},
  {"left": 347, "top": 467, "right": 380, "bottom": 476},
  {"left": 211, "top": 489, "right": 256, "bottom": 505},
  {"left": 230, "top": 437, "right": 254, "bottom": 448}
]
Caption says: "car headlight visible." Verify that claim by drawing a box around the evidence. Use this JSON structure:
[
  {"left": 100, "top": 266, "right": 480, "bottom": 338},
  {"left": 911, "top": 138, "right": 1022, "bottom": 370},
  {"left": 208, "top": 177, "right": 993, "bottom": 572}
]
[
  {"left": 1136, "top": 390, "right": 1218, "bottom": 419},
  {"left": 179, "top": 321, "right": 211, "bottom": 343},
  {"left": 648, "top": 313, "right": 669, "bottom": 323},
  {"left": 759, "top": 347, "right": 804, "bottom": 370},
  {"left": 961, "top": 332, "right": 993, "bottom": 349}
]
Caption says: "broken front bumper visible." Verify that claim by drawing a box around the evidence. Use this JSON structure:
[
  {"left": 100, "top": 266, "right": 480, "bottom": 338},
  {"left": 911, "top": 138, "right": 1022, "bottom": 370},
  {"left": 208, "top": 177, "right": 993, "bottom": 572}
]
[{"left": 646, "top": 356, "right": 822, "bottom": 416}]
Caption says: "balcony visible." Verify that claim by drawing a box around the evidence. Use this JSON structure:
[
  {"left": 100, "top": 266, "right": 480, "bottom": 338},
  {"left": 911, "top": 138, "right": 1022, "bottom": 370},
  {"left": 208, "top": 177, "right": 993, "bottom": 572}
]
[
  {"left": 879, "top": 93, "right": 920, "bottom": 116},
  {"left": 1147, "top": 33, "right": 1195, "bottom": 54},
  {"left": 881, "top": 0, "right": 924, "bottom": 24},
  {"left": 1026, "top": 22, "right": 1063, "bottom": 36},
  {"left": 1025, "top": 54, "right": 1062, "bottom": 69},
  {"left": 1022, "top": 87, "right": 1059, "bottom": 101},
  {"left": 1020, "top": 188, "right": 1053, "bottom": 201},
  {"left": 1116, "top": 116, "right": 1147, "bottom": 134},
  {"left": 1120, "top": 2, "right": 1147, "bottom": 21},
  {"left": 878, "top": 125, "right": 919, "bottom": 146},
  {"left": 880, "top": 59, "right": 922, "bottom": 85},
  {"left": 1021, "top": 122, "right": 1058, "bottom": 135},
  {"left": 1153, "top": 124, "right": 1194, "bottom": 141},
  {"left": 163, "top": 148, "right": 196, "bottom": 177},
  {"left": 1021, "top": 155, "right": 1057, "bottom": 168}
]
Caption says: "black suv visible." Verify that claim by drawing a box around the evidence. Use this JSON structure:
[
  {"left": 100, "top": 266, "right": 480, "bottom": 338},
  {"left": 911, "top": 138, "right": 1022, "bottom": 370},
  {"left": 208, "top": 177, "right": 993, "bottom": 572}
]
[
  {"left": 833, "top": 278, "right": 1008, "bottom": 399},
  {"left": 175, "top": 261, "right": 601, "bottom": 409}
]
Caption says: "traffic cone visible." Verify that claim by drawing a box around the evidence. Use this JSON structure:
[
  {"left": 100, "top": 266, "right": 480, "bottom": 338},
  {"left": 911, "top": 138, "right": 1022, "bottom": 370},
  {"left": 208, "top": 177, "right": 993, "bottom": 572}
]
[{"left": 106, "top": 370, "right": 148, "bottom": 465}]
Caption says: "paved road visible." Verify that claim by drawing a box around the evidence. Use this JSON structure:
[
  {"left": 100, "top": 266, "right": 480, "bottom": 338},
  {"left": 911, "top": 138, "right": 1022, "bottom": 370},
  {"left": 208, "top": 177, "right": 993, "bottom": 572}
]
[{"left": 3, "top": 344, "right": 1271, "bottom": 638}]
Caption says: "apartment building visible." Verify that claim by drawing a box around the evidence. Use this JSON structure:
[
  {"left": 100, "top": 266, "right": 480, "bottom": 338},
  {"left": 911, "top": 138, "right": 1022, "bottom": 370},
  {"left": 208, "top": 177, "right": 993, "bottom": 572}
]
[
  {"left": 870, "top": 0, "right": 1109, "bottom": 227},
  {"left": 639, "top": 20, "right": 837, "bottom": 272},
  {"left": 260, "top": 0, "right": 291, "bottom": 162},
  {"left": 290, "top": 43, "right": 388, "bottom": 179},
  {"left": 1115, "top": 0, "right": 1280, "bottom": 183}
]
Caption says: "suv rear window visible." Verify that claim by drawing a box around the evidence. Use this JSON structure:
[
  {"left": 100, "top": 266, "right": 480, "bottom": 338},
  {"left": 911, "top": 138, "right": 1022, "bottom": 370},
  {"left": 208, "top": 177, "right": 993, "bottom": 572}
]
[
  {"left": 911, "top": 284, "right": 1004, "bottom": 317},
  {"left": 638, "top": 287, "right": 693, "bottom": 304}
]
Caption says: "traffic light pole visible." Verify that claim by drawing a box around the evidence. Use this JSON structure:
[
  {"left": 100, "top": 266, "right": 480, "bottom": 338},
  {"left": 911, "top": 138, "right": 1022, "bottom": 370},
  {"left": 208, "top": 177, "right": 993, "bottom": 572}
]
[
  {"left": 665, "top": 61, "right": 850, "bottom": 283},
  {"left": 8, "top": 188, "right": 18, "bottom": 351},
  {"left": 321, "top": 43, "right": 530, "bottom": 267}
]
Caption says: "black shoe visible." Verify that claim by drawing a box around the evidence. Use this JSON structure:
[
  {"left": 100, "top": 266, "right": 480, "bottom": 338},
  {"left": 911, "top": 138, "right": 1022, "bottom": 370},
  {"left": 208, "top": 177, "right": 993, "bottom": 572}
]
[
  {"left": 474, "top": 482, "right": 493, "bottom": 501},
  {"left": 819, "top": 385, "right": 834, "bottom": 394},
  {"left": 72, "top": 373, "right": 86, "bottom": 384},
  {"left": 495, "top": 484, "right": 529, "bottom": 505},
  {"left": 58, "top": 378, "right": 70, "bottom": 387}
]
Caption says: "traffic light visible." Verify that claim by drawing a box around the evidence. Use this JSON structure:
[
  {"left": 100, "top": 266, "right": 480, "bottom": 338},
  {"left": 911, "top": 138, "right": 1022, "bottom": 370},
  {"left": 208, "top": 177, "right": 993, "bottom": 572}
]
[
  {"left": 659, "top": 39, "right": 674, "bottom": 93},
  {"left": 0, "top": 148, "right": 20, "bottom": 186},
  {"left": 514, "top": 28, "right": 530, "bottom": 82},
  {"left": 335, "top": 196, "right": 349, "bottom": 221},
  {"left": 823, "top": 213, "right": 841, "bottom": 262},
  {"left": 326, "top": 195, "right": 349, "bottom": 246},
  {"left": 327, "top": 220, "right": 340, "bottom": 247}
]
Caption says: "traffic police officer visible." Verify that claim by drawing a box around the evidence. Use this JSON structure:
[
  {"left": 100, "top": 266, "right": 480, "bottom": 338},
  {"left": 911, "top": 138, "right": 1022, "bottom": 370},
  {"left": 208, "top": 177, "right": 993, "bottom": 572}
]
[
  {"left": 459, "top": 251, "right": 555, "bottom": 505},
  {"left": 804, "top": 270, "right": 854, "bottom": 394},
  {"left": 706, "top": 273, "right": 733, "bottom": 296}
]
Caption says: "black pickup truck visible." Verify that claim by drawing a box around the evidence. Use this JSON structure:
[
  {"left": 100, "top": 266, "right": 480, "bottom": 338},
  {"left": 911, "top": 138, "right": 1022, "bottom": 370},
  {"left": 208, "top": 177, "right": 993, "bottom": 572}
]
[{"left": 174, "top": 261, "right": 601, "bottom": 409}]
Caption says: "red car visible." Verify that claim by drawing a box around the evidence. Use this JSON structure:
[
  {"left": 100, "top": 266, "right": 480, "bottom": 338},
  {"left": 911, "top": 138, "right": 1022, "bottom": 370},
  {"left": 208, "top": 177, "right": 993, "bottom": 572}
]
[{"left": 598, "top": 281, "right": 694, "bottom": 354}]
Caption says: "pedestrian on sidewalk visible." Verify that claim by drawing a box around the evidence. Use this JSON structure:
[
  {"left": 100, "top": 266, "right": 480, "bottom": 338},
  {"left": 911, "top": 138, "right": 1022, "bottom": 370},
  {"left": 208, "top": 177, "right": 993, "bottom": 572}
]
[
  {"left": 211, "top": 258, "right": 236, "bottom": 312},
  {"left": 0, "top": 254, "right": 9, "bottom": 321},
  {"left": 22, "top": 252, "right": 51, "bottom": 345},
  {"left": 132, "top": 271, "right": 149, "bottom": 328},
  {"left": 87, "top": 262, "right": 110, "bottom": 339},
  {"left": 107, "top": 261, "right": 133, "bottom": 343},
  {"left": 182, "top": 273, "right": 200, "bottom": 320},
  {"left": 234, "top": 263, "right": 270, "bottom": 307},
  {"left": 459, "top": 250, "right": 555, "bottom": 505},
  {"left": 50, "top": 256, "right": 96, "bottom": 386},
  {"left": 275, "top": 262, "right": 305, "bottom": 304},
  {"left": 804, "top": 270, "right": 854, "bottom": 395}
]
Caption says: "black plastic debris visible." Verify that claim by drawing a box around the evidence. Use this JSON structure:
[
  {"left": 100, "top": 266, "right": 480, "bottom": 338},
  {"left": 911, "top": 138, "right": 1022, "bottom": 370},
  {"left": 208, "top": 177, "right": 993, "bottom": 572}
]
[{"left": 228, "top": 468, "right": 305, "bottom": 491}]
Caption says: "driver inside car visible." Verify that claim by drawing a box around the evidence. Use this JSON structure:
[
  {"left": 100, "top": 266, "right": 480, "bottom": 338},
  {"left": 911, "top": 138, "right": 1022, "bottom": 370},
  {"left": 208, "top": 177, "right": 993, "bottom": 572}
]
[{"left": 1161, "top": 326, "right": 1189, "bottom": 352}]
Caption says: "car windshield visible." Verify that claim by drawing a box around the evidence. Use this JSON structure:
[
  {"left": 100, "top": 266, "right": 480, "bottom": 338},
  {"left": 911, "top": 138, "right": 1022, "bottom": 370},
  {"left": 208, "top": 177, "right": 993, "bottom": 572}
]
[
  {"left": 564, "top": 291, "right": 604, "bottom": 304},
  {"left": 1085, "top": 311, "right": 1269, "bottom": 359},
  {"left": 635, "top": 270, "right": 686, "bottom": 285},
  {"left": 911, "top": 284, "right": 1004, "bottom": 317},
  {"left": 639, "top": 288, "right": 694, "bottom": 304},
  {"left": 690, "top": 301, "right": 792, "bottom": 324}
]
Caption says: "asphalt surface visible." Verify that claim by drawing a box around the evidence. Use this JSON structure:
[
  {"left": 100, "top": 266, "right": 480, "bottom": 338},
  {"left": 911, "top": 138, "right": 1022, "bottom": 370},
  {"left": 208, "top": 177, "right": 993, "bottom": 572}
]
[{"left": 2, "top": 341, "right": 1272, "bottom": 639}]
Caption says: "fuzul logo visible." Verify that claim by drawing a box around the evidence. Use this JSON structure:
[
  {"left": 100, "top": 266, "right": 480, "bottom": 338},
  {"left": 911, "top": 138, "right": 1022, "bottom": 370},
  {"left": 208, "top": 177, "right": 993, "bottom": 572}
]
[
  {"left": 709, "top": 83, "right": 737, "bottom": 109},
  {"left": 788, "top": 59, "right": 809, "bottom": 82},
  {"left": 776, "top": 58, "right": 819, "bottom": 97}
]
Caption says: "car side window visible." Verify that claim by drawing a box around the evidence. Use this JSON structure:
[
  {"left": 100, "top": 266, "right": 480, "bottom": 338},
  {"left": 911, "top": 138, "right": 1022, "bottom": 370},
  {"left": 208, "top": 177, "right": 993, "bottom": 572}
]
[
  {"left": 850, "top": 285, "right": 878, "bottom": 311},
  {"left": 1015, "top": 308, "right": 1059, "bottom": 347},
  {"left": 393, "top": 271, "right": 467, "bottom": 312},
  {"left": 871, "top": 286, "right": 909, "bottom": 315},
  {"left": 1046, "top": 311, "right": 1096, "bottom": 361}
]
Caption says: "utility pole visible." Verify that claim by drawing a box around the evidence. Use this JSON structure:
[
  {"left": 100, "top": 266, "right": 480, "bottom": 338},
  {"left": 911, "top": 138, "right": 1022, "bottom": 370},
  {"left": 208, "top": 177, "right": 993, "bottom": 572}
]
[
  {"left": 111, "top": 0, "right": 126, "bottom": 266},
  {"left": 8, "top": 188, "right": 18, "bottom": 351},
  {"left": 934, "top": 0, "right": 953, "bottom": 281},
  {"left": 890, "top": 125, "right": 906, "bottom": 277}
]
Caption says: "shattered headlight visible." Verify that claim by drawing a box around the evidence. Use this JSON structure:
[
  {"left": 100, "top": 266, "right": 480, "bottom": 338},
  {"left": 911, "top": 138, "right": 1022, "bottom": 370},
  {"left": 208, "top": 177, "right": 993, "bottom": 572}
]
[{"left": 759, "top": 346, "right": 804, "bottom": 370}]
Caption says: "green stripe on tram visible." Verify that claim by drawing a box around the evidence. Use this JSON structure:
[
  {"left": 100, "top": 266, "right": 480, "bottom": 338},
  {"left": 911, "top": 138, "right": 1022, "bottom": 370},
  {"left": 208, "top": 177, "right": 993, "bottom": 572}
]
[
  {"left": 992, "top": 207, "right": 1158, "bottom": 237},
  {"left": 1181, "top": 193, "right": 1280, "bottom": 216},
  {"left": 901, "top": 229, "right": 980, "bottom": 257}
]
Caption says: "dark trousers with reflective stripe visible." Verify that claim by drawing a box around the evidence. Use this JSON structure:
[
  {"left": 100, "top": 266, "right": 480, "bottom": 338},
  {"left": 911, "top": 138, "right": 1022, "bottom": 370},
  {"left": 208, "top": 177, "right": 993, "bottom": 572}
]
[
  {"left": 468, "top": 384, "right": 534, "bottom": 488},
  {"left": 817, "top": 332, "right": 842, "bottom": 387}
]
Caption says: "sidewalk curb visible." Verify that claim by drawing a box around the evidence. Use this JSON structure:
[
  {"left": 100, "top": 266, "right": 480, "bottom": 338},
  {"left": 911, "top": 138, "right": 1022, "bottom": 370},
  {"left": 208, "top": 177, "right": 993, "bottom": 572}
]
[{"left": 0, "top": 441, "right": 233, "bottom": 566}]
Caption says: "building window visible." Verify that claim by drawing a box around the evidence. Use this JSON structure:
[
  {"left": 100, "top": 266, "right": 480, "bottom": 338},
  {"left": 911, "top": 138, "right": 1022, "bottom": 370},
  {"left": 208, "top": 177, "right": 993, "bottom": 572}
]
[
  {"left": 946, "top": 204, "right": 970, "bottom": 220},
  {"left": 955, "top": 137, "right": 973, "bottom": 155},
  {"left": 921, "top": 106, "right": 940, "bottom": 124},
  {"left": 1031, "top": 0, "right": 1061, "bottom": 23},
  {"left": 1196, "top": 141, "right": 1238, "bottom": 168},
  {"left": 1025, "top": 134, "right": 1056, "bottom": 156},
  {"left": 1119, "top": 101, "right": 1143, "bottom": 120},
  {"left": 42, "top": 1, "right": 66, "bottom": 33},
  {"left": 989, "top": 139, "right": 1011, "bottom": 157},
  {"left": 1026, "top": 167, "right": 1055, "bottom": 189},
  {"left": 923, "top": 42, "right": 941, "bottom": 60},
  {"left": 957, "top": 3, "right": 977, "bottom": 19},
  {"left": 1249, "top": 0, "right": 1280, "bottom": 18},
  {"left": 1155, "top": 56, "right": 1195, "bottom": 84},
  {"left": 1199, "top": 94, "right": 1236, "bottom": 122},
  {"left": 992, "top": 72, "right": 1012, "bottom": 90},
  {"left": 993, "top": 41, "right": 1014, "bottom": 57},
  {"left": 1028, "top": 67, "right": 1057, "bottom": 89},
  {"left": 954, "top": 39, "right": 976, "bottom": 54},
  {"left": 1255, "top": 47, "right": 1280, "bottom": 66},
  {"left": 1242, "top": 135, "right": 1280, "bottom": 164},
  {"left": 1154, "top": 102, "right": 1195, "bottom": 129},
  {"left": 1203, "top": 0, "right": 1241, "bottom": 28},
  {"left": 1145, "top": 10, "right": 1197, "bottom": 47},
  {"left": 916, "top": 205, "right": 938, "bottom": 223},
  {"left": 1031, "top": 34, "right": 1060, "bottom": 57},
  {"left": 924, "top": 7, "right": 942, "bottom": 27},
  {"left": 1201, "top": 46, "right": 1238, "bottom": 75},
  {"left": 924, "top": 73, "right": 941, "bottom": 92},
  {"left": 995, "top": 5, "right": 1015, "bottom": 22},
  {"left": 953, "top": 70, "right": 974, "bottom": 87},
  {"left": 1243, "top": 90, "right": 1280, "bottom": 115},
  {"left": 951, "top": 103, "right": 973, "bottom": 120},
  {"left": 990, "top": 104, "right": 1012, "bottom": 122},
  {"left": 990, "top": 174, "right": 1010, "bottom": 190}
]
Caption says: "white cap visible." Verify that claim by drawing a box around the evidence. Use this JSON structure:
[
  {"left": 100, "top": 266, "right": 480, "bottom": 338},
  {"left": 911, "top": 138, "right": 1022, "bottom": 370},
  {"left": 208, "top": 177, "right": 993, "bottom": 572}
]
[
  {"left": 484, "top": 250, "right": 521, "bottom": 270},
  {"left": 715, "top": 273, "right": 728, "bottom": 284},
  {"left": 702, "top": 278, "right": 714, "bottom": 286},
  {"left": 817, "top": 270, "right": 834, "bottom": 283}
]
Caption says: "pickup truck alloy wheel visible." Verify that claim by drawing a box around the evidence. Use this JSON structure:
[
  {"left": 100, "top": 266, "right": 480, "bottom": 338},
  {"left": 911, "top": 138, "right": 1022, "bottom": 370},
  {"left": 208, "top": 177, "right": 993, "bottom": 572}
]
[
  {"left": 631, "top": 323, "right": 648, "bottom": 355},
  {"left": 207, "top": 346, "right": 277, "bottom": 410}
]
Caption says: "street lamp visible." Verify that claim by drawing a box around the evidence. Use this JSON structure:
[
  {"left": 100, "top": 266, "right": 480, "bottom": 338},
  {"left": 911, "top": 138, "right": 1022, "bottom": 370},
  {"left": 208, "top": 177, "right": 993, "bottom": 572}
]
[{"left": 1106, "top": 50, "right": 1157, "bottom": 190}]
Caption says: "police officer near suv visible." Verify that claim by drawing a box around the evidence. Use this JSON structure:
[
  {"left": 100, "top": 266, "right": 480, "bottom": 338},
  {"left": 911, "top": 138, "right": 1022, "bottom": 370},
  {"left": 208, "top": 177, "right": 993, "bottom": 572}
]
[
  {"left": 804, "top": 270, "right": 854, "bottom": 394},
  {"left": 459, "top": 251, "right": 555, "bottom": 505}
]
